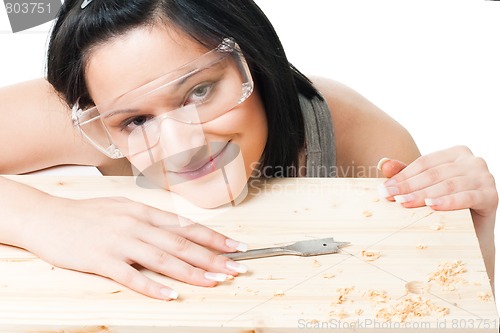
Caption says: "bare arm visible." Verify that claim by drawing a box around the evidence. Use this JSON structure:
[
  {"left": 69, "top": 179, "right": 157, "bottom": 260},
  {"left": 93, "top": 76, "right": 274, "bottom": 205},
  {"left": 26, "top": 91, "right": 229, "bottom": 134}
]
[
  {"left": 311, "top": 77, "right": 421, "bottom": 177},
  {"left": 312, "top": 77, "right": 496, "bottom": 288},
  {"left": 0, "top": 79, "right": 249, "bottom": 299},
  {"left": 0, "top": 78, "right": 108, "bottom": 174}
]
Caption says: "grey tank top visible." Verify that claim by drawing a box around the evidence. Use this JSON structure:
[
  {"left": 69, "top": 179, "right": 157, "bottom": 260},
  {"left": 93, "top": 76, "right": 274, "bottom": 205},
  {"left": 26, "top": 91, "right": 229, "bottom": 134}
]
[{"left": 298, "top": 94, "right": 337, "bottom": 177}]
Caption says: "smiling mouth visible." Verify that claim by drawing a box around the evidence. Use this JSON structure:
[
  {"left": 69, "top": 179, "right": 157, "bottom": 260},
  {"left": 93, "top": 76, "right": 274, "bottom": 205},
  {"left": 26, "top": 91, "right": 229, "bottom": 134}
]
[{"left": 169, "top": 141, "right": 232, "bottom": 181}]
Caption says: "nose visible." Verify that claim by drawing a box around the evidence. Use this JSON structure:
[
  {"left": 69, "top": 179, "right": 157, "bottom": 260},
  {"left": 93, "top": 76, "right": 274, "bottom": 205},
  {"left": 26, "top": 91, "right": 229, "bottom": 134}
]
[{"left": 158, "top": 114, "right": 207, "bottom": 172}]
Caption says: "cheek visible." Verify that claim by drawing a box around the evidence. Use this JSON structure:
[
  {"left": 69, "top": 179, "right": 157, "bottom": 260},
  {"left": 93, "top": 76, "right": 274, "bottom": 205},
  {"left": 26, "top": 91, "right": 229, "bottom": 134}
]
[{"left": 212, "top": 92, "right": 268, "bottom": 176}]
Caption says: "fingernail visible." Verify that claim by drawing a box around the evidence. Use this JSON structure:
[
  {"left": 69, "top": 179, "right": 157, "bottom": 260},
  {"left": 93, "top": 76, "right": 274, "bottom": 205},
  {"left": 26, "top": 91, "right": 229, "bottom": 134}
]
[
  {"left": 226, "top": 261, "right": 248, "bottom": 274},
  {"left": 394, "top": 194, "right": 415, "bottom": 204},
  {"left": 204, "top": 272, "right": 231, "bottom": 282},
  {"left": 160, "top": 288, "right": 178, "bottom": 300},
  {"left": 377, "top": 184, "right": 399, "bottom": 197},
  {"left": 226, "top": 239, "right": 248, "bottom": 252},
  {"left": 425, "top": 198, "right": 441, "bottom": 206},
  {"left": 377, "top": 157, "right": 391, "bottom": 171}
]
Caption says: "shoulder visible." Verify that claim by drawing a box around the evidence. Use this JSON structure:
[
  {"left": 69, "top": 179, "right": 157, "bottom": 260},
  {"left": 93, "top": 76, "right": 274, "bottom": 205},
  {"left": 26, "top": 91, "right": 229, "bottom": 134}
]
[{"left": 309, "top": 77, "right": 420, "bottom": 177}]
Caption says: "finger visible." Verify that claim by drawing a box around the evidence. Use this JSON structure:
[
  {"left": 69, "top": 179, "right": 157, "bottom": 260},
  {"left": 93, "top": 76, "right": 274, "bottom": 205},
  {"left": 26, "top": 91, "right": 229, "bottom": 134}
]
[
  {"left": 126, "top": 240, "right": 230, "bottom": 287},
  {"left": 377, "top": 158, "right": 407, "bottom": 178},
  {"left": 170, "top": 222, "right": 248, "bottom": 253},
  {"left": 167, "top": 223, "right": 249, "bottom": 274},
  {"left": 137, "top": 225, "right": 248, "bottom": 276},
  {"left": 424, "top": 190, "right": 482, "bottom": 212},
  {"left": 387, "top": 163, "right": 467, "bottom": 198},
  {"left": 390, "top": 146, "right": 472, "bottom": 182},
  {"left": 144, "top": 205, "right": 248, "bottom": 253},
  {"left": 104, "top": 261, "right": 179, "bottom": 300},
  {"left": 392, "top": 176, "right": 475, "bottom": 208}
]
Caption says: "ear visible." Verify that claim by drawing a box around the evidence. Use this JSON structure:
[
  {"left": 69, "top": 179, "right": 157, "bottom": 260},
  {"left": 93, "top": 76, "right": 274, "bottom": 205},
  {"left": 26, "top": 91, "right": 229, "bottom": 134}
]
[{"left": 377, "top": 158, "right": 407, "bottom": 178}]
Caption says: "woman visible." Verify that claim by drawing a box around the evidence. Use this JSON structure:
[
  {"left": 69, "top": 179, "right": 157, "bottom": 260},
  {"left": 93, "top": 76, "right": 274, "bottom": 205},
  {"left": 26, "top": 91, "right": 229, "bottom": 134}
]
[{"left": 0, "top": 0, "right": 496, "bottom": 300}]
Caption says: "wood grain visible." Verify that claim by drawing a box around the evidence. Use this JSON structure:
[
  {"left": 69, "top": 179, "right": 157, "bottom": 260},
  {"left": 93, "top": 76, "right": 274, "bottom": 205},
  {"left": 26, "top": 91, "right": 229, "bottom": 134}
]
[{"left": 0, "top": 176, "right": 497, "bottom": 332}]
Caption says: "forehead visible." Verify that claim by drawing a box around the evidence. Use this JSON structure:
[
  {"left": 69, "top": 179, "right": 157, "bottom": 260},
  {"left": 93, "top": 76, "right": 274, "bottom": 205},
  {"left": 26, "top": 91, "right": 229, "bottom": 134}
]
[{"left": 85, "top": 24, "right": 210, "bottom": 106}]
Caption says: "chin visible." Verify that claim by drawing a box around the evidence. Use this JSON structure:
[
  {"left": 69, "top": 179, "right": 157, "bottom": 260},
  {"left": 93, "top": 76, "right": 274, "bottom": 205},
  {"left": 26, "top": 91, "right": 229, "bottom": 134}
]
[
  {"left": 134, "top": 144, "right": 250, "bottom": 209},
  {"left": 171, "top": 152, "right": 249, "bottom": 209}
]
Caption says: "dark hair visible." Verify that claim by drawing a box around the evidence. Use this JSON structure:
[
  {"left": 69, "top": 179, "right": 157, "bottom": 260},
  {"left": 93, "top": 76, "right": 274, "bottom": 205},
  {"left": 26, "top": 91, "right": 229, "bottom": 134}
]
[{"left": 47, "top": 0, "right": 322, "bottom": 177}]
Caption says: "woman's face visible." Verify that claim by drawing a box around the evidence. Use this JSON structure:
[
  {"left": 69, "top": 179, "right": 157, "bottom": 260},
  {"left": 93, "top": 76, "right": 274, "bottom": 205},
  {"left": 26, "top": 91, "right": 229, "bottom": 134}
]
[{"left": 85, "top": 24, "right": 268, "bottom": 208}]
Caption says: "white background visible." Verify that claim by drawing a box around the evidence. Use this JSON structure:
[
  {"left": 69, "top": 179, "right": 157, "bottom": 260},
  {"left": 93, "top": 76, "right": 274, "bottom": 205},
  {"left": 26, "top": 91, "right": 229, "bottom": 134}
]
[{"left": 1, "top": 0, "right": 499, "bottom": 312}]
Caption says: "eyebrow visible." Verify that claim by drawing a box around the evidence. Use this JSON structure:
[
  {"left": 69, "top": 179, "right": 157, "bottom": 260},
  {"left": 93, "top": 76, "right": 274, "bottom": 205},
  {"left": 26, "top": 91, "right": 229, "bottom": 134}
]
[
  {"left": 103, "top": 56, "right": 230, "bottom": 119},
  {"left": 102, "top": 66, "right": 211, "bottom": 120},
  {"left": 103, "top": 108, "right": 140, "bottom": 119}
]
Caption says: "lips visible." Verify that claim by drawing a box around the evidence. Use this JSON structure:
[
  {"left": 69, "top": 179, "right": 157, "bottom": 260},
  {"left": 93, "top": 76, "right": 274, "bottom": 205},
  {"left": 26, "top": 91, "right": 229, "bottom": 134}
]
[
  {"left": 135, "top": 141, "right": 242, "bottom": 188},
  {"left": 171, "top": 141, "right": 230, "bottom": 181}
]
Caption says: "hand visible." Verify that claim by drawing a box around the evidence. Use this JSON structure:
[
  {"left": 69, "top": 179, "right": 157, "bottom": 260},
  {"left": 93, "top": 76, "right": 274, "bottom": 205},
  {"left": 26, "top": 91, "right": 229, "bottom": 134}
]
[
  {"left": 377, "top": 145, "right": 497, "bottom": 286},
  {"left": 18, "top": 196, "right": 248, "bottom": 300},
  {"left": 377, "top": 145, "right": 498, "bottom": 218}
]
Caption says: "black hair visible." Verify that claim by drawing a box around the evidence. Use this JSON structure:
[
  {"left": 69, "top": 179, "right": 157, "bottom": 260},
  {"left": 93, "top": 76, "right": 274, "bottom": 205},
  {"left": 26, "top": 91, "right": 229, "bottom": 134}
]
[{"left": 47, "top": 0, "right": 322, "bottom": 177}]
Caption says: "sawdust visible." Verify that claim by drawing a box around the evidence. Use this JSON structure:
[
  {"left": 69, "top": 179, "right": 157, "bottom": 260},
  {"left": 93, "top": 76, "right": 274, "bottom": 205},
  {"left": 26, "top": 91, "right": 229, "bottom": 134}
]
[
  {"left": 430, "top": 223, "right": 443, "bottom": 231},
  {"left": 335, "top": 287, "right": 354, "bottom": 304},
  {"left": 361, "top": 249, "right": 381, "bottom": 261},
  {"left": 428, "top": 260, "right": 467, "bottom": 289},
  {"left": 375, "top": 294, "right": 448, "bottom": 322},
  {"left": 274, "top": 290, "right": 285, "bottom": 297},
  {"left": 477, "top": 292, "right": 492, "bottom": 302}
]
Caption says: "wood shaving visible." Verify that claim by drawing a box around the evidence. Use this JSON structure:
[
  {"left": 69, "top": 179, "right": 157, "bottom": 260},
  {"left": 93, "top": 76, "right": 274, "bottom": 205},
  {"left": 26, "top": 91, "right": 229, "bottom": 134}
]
[
  {"left": 335, "top": 287, "right": 354, "bottom": 304},
  {"left": 322, "top": 273, "right": 335, "bottom": 279},
  {"left": 329, "top": 308, "right": 348, "bottom": 319},
  {"left": 366, "top": 289, "right": 389, "bottom": 304},
  {"left": 246, "top": 288, "right": 259, "bottom": 295},
  {"left": 363, "top": 210, "right": 373, "bottom": 217},
  {"left": 428, "top": 260, "right": 467, "bottom": 288},
  {"left": 312, "top": 259, "right": 322, "bottom": 268},
  {"left": 371, "top": 198, "right": 380, "bottom": 202},
  {"left": 477, "top": 292, "right": 492, "bottom": 302},
  {"left": 416, "top": 244, "right": 428, "bottom": 250},
  {"left": 361, "top": 249, "right": 381, "bottom": 261},
  {"left": 355, "top": 308, "right": 364, "bottom": 316},
  {"left": 375, "top": 295, "right": 448, "bottom": 322},
  {"left": 274, "top": 290, "right": 285, "bottom": 297},
  {"left": 430, "top": 223, "right": 443, "bottom": 231}
]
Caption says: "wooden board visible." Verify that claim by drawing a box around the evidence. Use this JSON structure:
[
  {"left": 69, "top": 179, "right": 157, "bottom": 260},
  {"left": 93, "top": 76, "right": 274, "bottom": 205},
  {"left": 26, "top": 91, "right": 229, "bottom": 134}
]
[{"left": 0, "top": 176, "right": 497, "bottom": 332}]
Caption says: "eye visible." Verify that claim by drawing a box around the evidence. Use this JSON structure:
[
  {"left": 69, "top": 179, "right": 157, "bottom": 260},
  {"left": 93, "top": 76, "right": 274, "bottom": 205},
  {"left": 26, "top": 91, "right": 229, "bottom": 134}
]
[
  {"left": 121, "top": 115, "right": 153, "bottom": 131},
  {"left": 184, "top": 83, "right": 214, "bottom": 105}
]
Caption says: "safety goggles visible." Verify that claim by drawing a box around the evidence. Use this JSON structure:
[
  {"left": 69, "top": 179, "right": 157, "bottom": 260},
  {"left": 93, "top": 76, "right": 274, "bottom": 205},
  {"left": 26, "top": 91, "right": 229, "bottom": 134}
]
[{"left": 71, "top": 38, "right": 253, "bottom": 159}]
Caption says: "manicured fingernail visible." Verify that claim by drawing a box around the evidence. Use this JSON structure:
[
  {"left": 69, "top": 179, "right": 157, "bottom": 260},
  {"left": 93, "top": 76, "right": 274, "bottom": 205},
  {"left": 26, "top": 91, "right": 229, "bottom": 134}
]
[
  {"left": 377, "top": 184, "right": 399, "bottom": 197},
  {"left": 377, "top": 158, "right": 391, "bottom": 171},
  {"left": 160, "top": 288, "right": 178, "bottom": 300},
  {"left": 226, "top": 239, "right": 248, "bottom": 252},
  {"left": 204, "top": 272, "right": 231, "bottom": 282},
  {"left": 394, "top": 194, "right": 415, "bottom": 204},
  {"left": 425, "top": 198, "right": 441, "bottom": 206},
  {"left": 226, "top": 261, "right": 248, "bottom": 274}
]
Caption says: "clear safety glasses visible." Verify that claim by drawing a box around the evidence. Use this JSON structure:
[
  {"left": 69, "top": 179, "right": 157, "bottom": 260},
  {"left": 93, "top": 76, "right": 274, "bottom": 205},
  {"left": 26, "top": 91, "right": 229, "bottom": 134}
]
[{"left": 71, "top": 38, "right": 254, "bottom": 159}]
